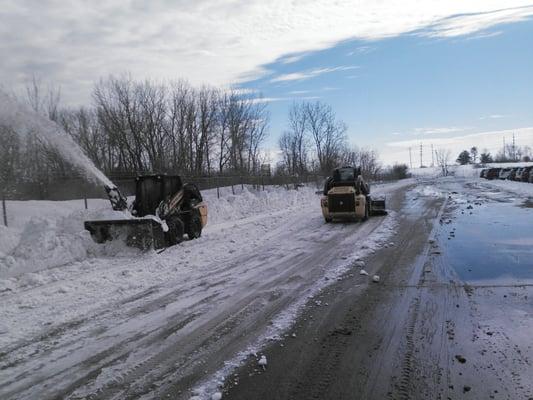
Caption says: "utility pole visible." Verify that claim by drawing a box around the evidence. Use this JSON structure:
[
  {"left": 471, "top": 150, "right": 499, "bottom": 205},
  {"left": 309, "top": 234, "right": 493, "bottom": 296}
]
[
  {"left": 503, "top": 136, "right": 506, "bottom": 159},
  {"left": 431, "top": 144, "right": 434, "bottom": 167},
  {"left": 512, "top": 133, "right": 516, "bottom": 161},
  {"left": 419, "top": 143, "right": 423, "bottom": 168},
  {"left": 409, "top": 147, "right": 413, "bottom": 169}
]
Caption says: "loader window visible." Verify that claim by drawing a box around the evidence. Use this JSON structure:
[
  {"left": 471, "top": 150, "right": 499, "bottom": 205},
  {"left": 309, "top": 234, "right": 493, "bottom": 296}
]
[{"left": 335, "top": 168, "right": 355, "bottom": 182}]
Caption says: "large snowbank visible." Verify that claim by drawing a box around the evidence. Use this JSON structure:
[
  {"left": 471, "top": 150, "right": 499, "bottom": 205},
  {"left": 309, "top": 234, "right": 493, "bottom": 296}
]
[
  {"left": 410, "top": 162, "right": 533, "bottom": 179},
  {"left": 479, "top": 179, "right": 533, "bottom": 197},
  {"left": 0, "top": 185, "right": 318, "bottom": 279}
]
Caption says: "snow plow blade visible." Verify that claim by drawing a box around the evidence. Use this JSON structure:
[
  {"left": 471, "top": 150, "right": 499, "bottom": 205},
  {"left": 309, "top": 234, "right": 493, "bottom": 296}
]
[
  {"left": 370, "top": 197, "right": 387, "bottom": 216},
  {"left": 84, "top": 219, "right": 166, "bottom": 250}
]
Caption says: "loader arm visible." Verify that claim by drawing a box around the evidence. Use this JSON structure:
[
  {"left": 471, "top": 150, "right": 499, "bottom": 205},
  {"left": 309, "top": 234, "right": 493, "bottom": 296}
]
[{"left": 104, "top": 184, "right": 128, "bottom": 211}]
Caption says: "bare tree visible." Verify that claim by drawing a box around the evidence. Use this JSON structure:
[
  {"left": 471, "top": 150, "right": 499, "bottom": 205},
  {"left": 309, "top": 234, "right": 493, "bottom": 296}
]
[
  {"left": 302, "top": 101, "right": 347, "bottom": 174},
  {"left": 435, "top": 148, "right": 451, "bottom": 176}
]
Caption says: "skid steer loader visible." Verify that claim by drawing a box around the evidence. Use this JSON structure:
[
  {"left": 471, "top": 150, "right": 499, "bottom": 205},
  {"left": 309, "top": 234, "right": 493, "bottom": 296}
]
[
  {"left": 320, "top": 166, "right": 386, "bottom": 222},
  {"left": 84, "top": 174, "right": 207, "bottom": 249}
]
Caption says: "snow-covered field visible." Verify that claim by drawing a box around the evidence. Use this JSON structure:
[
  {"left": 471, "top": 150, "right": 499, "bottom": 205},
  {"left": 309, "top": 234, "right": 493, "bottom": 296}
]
[{"left": 0, "top": 180, "right": 411, "bottom": 399}]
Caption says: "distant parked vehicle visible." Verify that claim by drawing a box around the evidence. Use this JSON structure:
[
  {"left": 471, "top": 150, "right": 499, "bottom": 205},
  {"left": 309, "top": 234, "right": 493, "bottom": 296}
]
[
  {"left": 507, "top": 168, "right": 519, "bottom": 180},
  {"left": 480, "top": 169, "right": 487, "bottom": 178},
  {"left": 529, "top": 170, "right": 533, "bottom": 183},
  {"left": 521, "top": 166, "right": 532, "bottom": 182},
  {"left": 486, "top": 168, "right": 501, "bottom": 180},
  {"left": 499, "top": 168, "right": 512, "bottom": 180}
]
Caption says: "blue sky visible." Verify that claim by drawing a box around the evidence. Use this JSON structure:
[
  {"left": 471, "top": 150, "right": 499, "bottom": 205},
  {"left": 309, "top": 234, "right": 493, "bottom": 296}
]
[
  {"left": 239, "top": 19, "right": 533, "bottom": 165},
  {"left": 2, "top": 1, "right": 533, "bottom": 166}
]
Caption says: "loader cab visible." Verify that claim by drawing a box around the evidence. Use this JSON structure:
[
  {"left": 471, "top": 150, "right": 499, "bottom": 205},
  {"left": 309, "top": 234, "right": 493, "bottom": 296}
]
[
  {"left": 324, "top": 167, "right": 366, "bottom": 195},
  {"left": 133, "top": 174, "right": 183, "bottom": 217}
]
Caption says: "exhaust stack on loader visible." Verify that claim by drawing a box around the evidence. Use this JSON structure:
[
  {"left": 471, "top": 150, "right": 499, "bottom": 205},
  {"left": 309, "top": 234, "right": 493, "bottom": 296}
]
[
  {"left": 84, "top": 174, "right": 207, "bottom": 249},
  {"left": 320, "top": 166, "right": 386, "bottom": 222}
]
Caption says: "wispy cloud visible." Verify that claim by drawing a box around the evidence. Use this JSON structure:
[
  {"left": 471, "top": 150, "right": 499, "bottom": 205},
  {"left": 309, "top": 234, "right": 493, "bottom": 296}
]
[
  {"left": 386, "top": 127, "right": 533, "bottom": 151},
  {"left": 413, "top": 126, "right": 472, "bottom": 135},
  {"left": 288, "top": 90, "right": 312, "bottom": 95},
  {"left": 252, "top": 95, "right": 320, "bottom": 103},
  {"left": 465, "top": 30, "right": 503, "bottom": 40},
  {"left": 280, "top": 54, "right": 307, "bottom": 64},
  {"left": 2, "top": 1, "right": 533, "bottom": 104},
  {"left": 479, "top": 114, "right": 508, "bottom": 120},
  {"left": 420, "top": 6, "right": 533, "bottom": 38},
  {"left": 271, "top": 66, "right": 358, "bottom": 83},
  {"left": 347, "top": 46, "right": 375, "bottom": 56}
]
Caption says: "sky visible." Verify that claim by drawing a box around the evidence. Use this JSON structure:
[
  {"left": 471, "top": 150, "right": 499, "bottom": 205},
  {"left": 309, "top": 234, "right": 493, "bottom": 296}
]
[{"left": 1, "top": 0, "right": 533, "bottom": 166}]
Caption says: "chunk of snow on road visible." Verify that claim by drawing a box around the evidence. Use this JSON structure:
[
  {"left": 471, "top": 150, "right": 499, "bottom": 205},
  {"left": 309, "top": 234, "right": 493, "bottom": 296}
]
[
  {"left": 211, "top": 392, "right": 223, "bottom": 400},
  {"left": 372, "top": 275, "right": 380, "bottom": 283},
  {"left": 360, "top": 269, "right": 369, "bottom": 276},
  {"left": 411, "top": 185, "right": 443, "bottom": 197},
  {"left": 258, "top": 355, "right": 267, "bottom": 367}
]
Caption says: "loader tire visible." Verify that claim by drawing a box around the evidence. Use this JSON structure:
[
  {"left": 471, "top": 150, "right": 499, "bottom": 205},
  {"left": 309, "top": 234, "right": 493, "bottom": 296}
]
[
  {"left": 324, "top": 217, "right": 332, "bottom": 223},
  {"left": 186, "top": 210, "right": 202, "bottom": 239},
  {"left": 166, "top": 216, "right": 184, "bottom": 246},
  {"left": 362, "top": 201, "right": 369, "bottom": 221}
]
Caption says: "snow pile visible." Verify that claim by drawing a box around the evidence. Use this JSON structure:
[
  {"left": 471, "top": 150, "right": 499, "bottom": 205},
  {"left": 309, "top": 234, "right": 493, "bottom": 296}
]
[
  {"left": 454, "top": 162, "right": 533, "bottom": 178},
  {"left": 411, "top": 185, "right": 443, "bottom": 197},
  {"left": 203, "top": 185, "right": 317, "bottom": 225},
  {"left": 480, "top": 179, "right": 533, "bottom": 197},
  {"left": 0, "top": 186, "right": 319, "bottom": 279},
  {"left": 0, "top": 208, "right": 137, "bottom": 279},
  {"left": 409, "top": 167, "right": 441, "bottom": 178}
]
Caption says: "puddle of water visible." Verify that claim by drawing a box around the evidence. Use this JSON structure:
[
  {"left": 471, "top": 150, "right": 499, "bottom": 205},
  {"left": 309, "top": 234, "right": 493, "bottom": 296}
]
[{"left": 443, "top": 201, "right": 533, "bottom": 284}]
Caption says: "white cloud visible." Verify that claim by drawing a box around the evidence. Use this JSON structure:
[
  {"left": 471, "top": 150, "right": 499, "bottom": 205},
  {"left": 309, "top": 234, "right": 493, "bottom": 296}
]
[
  {"left": 1, "top": 1, "right": 533, "bottom": 104},
  {"left": 252, "top": 95, "right": 320, "bottom": 103},
  {"left": 413, "top": 126, "right": 472, "bottom": 135},
  {"left": 347, "top": 46, "right": 375, "bottom": 56},
  {"left": 382, "top": 127, "right": 533, "bottom": 165},
  {"left": 288, "top": 90, "right": 312, "bottom": 95},
  {"left": 270, "top": 66, "right": 358, "bottom": 83},
  {"left": 479, "top": 114, "right": 508, "bottom": 119},
  {"left": 420, "top": 6, "right": 533, "bottom": 38}
]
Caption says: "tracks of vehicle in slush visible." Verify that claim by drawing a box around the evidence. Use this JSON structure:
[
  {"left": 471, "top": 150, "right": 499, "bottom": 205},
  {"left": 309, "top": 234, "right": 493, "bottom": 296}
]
[{"left": 0, "top": 206, "right": 387, "bottom": 400}]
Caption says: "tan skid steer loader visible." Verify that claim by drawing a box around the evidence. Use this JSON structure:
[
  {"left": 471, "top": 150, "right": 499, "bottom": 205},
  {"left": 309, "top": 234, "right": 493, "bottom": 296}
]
[
  {"left": 321, "top": 166, "right": 386, "bottom": 222},
  {"left": 84, "top": 174, "right": 207, "bottom": 249}
]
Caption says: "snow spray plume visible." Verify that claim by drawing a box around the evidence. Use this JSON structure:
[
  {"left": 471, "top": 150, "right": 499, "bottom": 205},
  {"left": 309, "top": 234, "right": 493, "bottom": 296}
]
[{"left": 0, "top": 90, "right": 113, "bottom": 187}]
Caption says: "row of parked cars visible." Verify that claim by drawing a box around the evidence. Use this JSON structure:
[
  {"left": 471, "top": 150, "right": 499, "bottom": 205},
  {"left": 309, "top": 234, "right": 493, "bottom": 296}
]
[{"left": 480, "top": 166, "right": 533, "bottom": 182}]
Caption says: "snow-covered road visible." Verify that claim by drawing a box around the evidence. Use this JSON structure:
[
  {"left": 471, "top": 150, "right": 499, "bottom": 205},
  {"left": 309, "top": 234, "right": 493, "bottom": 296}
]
[{"left": 0, "top": 181, "right": 411, "bottom": 400}]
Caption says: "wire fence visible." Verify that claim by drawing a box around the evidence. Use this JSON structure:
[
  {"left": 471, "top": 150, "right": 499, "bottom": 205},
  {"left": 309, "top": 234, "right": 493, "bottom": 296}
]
[{"left": 0, "top": 174, "right": 326, "bottom": 227}]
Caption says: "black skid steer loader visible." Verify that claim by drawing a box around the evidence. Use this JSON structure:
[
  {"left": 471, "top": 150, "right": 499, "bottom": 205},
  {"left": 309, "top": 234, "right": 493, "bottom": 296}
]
[{"left": 84, "top": 174, "right": 207, "bottom": 250}]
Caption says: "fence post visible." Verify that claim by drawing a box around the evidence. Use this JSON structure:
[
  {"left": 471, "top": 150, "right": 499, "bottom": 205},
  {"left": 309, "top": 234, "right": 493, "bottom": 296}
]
[
  {"left": 241, "top": 176, "right": 244, "bottom": 191},
  {"left": 231, "top": 183, "right": 235, "bottom": 195},
  {"left": 261, "top": 175, "right": 264, "bottom": 191},
  {"left": 2, "top": 195, "right": 7, "bottom": 227},
  {"left": 84, "top": 197, "right": 88, "bottom": 210},
  {"left": 216, "top": 177, "right": 220, "bottom": 199}
]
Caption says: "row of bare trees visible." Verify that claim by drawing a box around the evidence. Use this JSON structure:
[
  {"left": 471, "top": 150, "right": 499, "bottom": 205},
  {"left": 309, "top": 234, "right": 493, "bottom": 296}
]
[
  {"left": 1, "top": 76, "right": 271, "bottom": 197},
  {"left": 66, "top": 76, "right": 269, "bottom": 175},
  {"left": 278, "top": 101, "right": 381, "bottom": 178}
]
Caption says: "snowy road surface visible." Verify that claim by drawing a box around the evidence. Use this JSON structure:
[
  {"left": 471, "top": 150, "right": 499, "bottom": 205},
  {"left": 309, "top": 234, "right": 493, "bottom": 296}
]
[
  {"left": 2, "top": 176, "right": 531, "bottom": 400},
  {"left": 0, "top": 181, "right": 408, "bottom": 400},
  {"left": 223, "top": 177, "right": 533, "bottom": 400}
]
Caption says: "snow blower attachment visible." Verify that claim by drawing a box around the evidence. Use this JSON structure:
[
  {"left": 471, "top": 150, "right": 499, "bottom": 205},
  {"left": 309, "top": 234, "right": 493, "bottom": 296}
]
[
  {"left": 84, "top": 175, "right": 207, "bottom": 250},
  {"left": 320, "top": 166, "right": 387, "bottom": 222}
]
